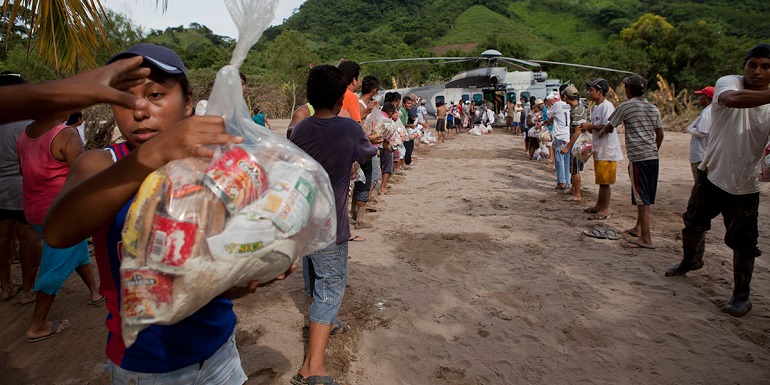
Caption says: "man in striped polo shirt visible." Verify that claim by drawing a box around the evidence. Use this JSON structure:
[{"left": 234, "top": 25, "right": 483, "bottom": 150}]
[{"left": 598, "top": 75, "right": 664, "bottom": 249}]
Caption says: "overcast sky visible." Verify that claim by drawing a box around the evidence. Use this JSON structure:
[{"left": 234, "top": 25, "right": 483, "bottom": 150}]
[{"left": 104, "top": 0, "right": 306, "bottom": 39}]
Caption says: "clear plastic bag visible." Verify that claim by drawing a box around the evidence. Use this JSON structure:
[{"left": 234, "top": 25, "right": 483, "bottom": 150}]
[
  {"left": 539, "top": 130, "right": 552, "bottom": 143},
  {"left": 571, "top": 131, "right": 593, "bottom": 163},
  {"left": 119, "top": 0, "right": 336, "bottom": 348}
]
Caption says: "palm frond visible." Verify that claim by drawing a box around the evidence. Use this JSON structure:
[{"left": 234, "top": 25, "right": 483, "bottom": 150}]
[{"left": 2, "top": 0, "right": 168, "bottom": 73}]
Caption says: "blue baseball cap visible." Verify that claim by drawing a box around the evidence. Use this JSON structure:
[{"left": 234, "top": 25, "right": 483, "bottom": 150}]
[
  {"left": 107, "top": 43, "right": 187, "bottom": 78},
  {"left": 585, "top": 78, "right": 609, "bottom": 95}
]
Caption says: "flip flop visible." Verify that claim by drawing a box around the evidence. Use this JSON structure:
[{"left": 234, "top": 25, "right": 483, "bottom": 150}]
[
  {"left": 588, "top": 213, "right": 611, "bottom": 220},
  {"left": 26, "top": 319, "right": 71, "bottom": 343},
  {"left": 87, "top": 296, "right": 106, "bottom": 306},
  {"left": 348, "top": 235, "right": 365, "bottom": 242},
  {"left": 604, "top": 230, "right": 621, "bottom": 240},
  {"left": 365, "top": 207, "right": 377, "bottom": 212},
  {"left": 291, "top": 374, "right": 341, "bottom": 385},
  {"left": 330, "top": 320, "right": 350, "bottom": 335},
  {"left": 290, "top": 374, "right": 306, "bottom": 385},
  {"left": 622, "top": 240, "right": 656, "bottom": 249},
  {"left": 583, "top": 229, "right": 607, "bottom": 239}
]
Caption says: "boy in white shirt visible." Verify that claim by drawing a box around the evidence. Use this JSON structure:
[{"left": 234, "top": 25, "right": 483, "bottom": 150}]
[
  {"left": 686, "top": 86, "right": 714, "bottom": 180},
  {"left": 580, "top": 78, "right": 623, "bottom": 220}
]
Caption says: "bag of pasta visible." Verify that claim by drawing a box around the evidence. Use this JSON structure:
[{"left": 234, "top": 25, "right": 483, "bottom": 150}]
[{"left": 119, "top": 0, "right": 336, "bottom": 348}]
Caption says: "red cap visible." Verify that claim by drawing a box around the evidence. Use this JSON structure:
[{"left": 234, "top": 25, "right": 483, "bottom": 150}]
[{"left": 694, "top": 86, "right": 714, "bottom": 99}]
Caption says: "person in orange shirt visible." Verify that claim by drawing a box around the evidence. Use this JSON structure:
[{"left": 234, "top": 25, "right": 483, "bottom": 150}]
[{"left": 338, "top": 61, "right": 362, "bottom": 123}]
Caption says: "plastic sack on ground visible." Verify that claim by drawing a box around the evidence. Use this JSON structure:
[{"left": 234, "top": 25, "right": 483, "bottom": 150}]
[
  {"left": 119, "top": 0, "right": 335, "bottom": 348},
  {"left": 571, "top": 132, "right": 593, "bottom": 163},
  {"left": 760, "top": 140, "right": 770, "bottom": 182}
]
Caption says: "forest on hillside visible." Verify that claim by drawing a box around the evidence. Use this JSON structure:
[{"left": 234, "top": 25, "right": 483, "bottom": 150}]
[{"left": 1, "top": 0, "right": 767, "bottom": 120}]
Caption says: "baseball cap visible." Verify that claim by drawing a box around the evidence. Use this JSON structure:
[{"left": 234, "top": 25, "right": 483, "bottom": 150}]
[
  {"left": 420, "top": 99, "right": 427, "bottom": 105},
  {"left": 694, "top": 86, "right": 715, "bottom": 99},
  {"left": 585, "top": 78, "right": 609, "bottom": 95},
  {"left": 534, "top": 98, "right": 544, "bottom": 106},
  {"left": 562, "top": 85, "right": 579, "bottom": 98},
  {"left": 107, "top": 43, "right": 187, "bottom": 78}
]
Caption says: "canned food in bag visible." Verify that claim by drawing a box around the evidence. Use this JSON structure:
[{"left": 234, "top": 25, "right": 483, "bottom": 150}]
[
  {"left": 146, "top": 214, "right": 199, "bottom": 272},
  {"left": 121, "top": 268, "right": 173, "bottom": 321},
  {"left": 204, "top": 146, "right": 268, "bottom": 215}
]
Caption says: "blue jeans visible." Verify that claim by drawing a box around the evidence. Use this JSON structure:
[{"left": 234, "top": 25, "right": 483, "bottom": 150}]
[
  {"left": 303, "top": 242, "right": 348, "bottom": 325},
  {"left": 106, "top": 331, "right": 247, "bottom": 384},
  {"left": 554, "top": 139, "right": 570, "bottom": 186},
  {"left": 371, "top": 154, "right": 380, "bottom": 191}
]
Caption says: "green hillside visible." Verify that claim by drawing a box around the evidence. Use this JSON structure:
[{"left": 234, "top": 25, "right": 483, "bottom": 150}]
[{"left": 253, "top": 0, "right": 767, "bottom": 91}]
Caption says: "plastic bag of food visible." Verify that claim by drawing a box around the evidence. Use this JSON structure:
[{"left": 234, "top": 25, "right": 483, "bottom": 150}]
[
  {"left": 539, "top": 130, "right": 552, "bottom": 143},
  {"left": 119, "top": 0, "right": 336, "bottom": 348},
  {"left": 571, "top": 131, "right": 593, "bottom": 163},
  {"left": 760, "top": 140, "right": 770, "bottom": 182}
]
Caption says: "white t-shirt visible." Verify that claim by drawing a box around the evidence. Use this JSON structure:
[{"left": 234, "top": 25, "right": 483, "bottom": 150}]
[
  {"left": 549, "top": 101, "right": 571, "bottom": 141},
  {"left": 591, "top": 99, "right": 623, "bottom": 161},
  {"left": 700, "top": 75, "right": 770, "bottom": 195},
  {"left": 687, "top": 104, "right": 712, "bottom": 164},
  {"left": 417, "top": 106, "right": 428, "bottom": 123}
]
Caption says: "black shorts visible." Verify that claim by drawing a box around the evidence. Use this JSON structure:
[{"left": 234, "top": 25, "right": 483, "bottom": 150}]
[
  {"left": 528, "top": 137, "right": 539, "bottom": 148},
  {"left": 0, "top": 209, "right": 29, "bottom": 223},
  {"left": 570, "top": 153, "right": 584, "bottom": 174},
  {"left": 447, "top": 119, "right": 454, "bottom": 129},
  {"left": 436, "top": 118, "right": 446, "bottom": 132},
  {"left": 629, "top": 160, "right": 659, "bottom": 205}
]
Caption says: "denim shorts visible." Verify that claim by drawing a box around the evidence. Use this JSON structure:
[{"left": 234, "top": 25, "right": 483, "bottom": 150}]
[
  {"left": 303, "top": 242, "right": 348, "bottom": 326},
  {"left": 105, "top": 330, "right": 247, "bottom": 385}
]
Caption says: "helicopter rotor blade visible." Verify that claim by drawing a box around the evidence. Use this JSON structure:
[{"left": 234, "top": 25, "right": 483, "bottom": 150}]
[
  {"left": 496, "top": 60, "right": 531, "bottom": 71},
  {"left": 360, "top": 57, "right": 475, "bottom": 65},
  {"left": 427, "top": 59, "right": 479, "bottom": 66},
  {"left": 499, "top": 57, "right": 541, "bottom": 67},
  {"left": 527, "top": 60, "right": 638, "bottom": 75}
]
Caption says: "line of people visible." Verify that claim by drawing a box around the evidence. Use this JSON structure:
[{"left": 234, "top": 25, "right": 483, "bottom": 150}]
[
  {"left": 519, "top": 44, "right": 770, "bottom": 319},
  {"left": 0, "top": 41, "right": 768, "bottom": 385}
]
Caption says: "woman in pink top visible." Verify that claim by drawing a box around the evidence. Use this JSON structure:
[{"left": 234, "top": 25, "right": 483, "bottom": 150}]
[{"left": 17, "top": 116, "right": 103, "bottom": 343}]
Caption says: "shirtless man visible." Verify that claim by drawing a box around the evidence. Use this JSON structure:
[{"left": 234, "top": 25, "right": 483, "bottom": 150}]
[{"left": 435, "top": 101, "right": 447, "bottom": 143}]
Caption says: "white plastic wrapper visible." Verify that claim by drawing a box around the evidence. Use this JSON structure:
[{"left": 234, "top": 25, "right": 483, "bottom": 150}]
[
  {"left": 118, "top": 0, "right": 336, "bottom": 348},
  {"left": 571, "top": 131, "right": 593, "bottom": 163}
]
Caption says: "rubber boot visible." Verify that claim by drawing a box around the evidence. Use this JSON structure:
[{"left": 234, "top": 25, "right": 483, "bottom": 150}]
[
  {"left": 665, "top": 231, "right": 706, "bottom": 276},
  {"left": 722, "top": 254, "right": 754, "bottom": 317}
]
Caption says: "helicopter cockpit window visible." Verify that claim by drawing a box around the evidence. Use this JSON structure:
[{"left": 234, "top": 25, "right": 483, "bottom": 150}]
[
  {"left": 435, "top": 95, "right": 445, "bottom": 106},
  {"left": 472, "top": 94, "right": 483, "bottom": 106},
  {"left": 506, "top": 92, "right": 516, "bottom": 104},
  {"left": 461, "top": 94, "right": 470, "bottom": 102},
  {"left": 521, "top": 92, "right": 531, "bottom": 102}
]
